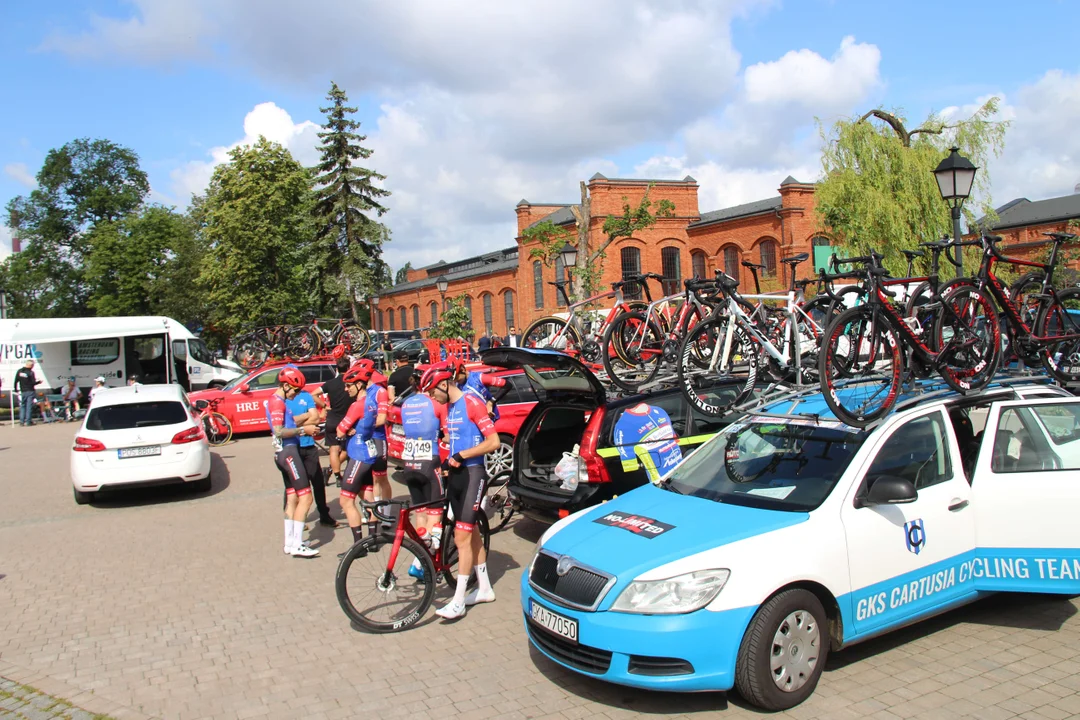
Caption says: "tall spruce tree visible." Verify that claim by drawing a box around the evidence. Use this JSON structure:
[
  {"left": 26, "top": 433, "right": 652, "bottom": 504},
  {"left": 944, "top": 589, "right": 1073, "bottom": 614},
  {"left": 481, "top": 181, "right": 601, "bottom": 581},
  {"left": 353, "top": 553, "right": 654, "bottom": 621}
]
[{"left": 311, "top": 81, "right": 390, "bottom": 318}]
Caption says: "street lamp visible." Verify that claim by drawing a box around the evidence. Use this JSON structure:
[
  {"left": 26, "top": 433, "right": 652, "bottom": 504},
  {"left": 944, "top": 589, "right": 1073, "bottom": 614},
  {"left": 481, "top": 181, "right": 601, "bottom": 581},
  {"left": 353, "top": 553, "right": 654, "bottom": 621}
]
[
  {"left": 933, "top": 147, "right": 978, "bottom": 274},
  {"left": 436, "top": 276, "right": 448, "bottom": 296},
  {"left": 560, "top": 243, "right": 578, "bottom": 269}
]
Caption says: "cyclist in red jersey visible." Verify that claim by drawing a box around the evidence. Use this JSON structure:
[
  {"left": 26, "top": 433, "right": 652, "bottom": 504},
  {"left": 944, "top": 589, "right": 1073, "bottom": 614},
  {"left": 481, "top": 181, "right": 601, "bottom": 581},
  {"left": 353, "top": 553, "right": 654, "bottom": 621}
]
[
  {"left": 430, "top": 369, "right": 500, "bottom": 619},
  {"left": 268, "top": 367, "right": 320, "bottom": 558},
  {"left": 447, "top": 358, "right": 508, "bottom": 418},
  {"left": 335, "top": 361, "right": 389, "bottom": 548}
]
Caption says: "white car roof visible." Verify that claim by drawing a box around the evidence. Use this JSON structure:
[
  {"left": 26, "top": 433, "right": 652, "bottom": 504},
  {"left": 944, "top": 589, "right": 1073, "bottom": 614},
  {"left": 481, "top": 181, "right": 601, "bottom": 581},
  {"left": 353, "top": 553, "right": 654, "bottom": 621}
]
[{"left": 90, "top": 384, "right": 187, "bottom": 406}]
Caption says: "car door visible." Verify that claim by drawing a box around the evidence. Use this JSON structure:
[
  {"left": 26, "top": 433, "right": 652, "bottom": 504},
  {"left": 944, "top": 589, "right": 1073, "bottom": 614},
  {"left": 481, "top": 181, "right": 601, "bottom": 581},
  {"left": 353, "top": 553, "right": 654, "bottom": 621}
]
[
  {"left": 971, "top": 397, "right": 1080, "bottom": 593},
  {"left": 230, "top": 369, "right": 281, "bottom": 430},
  {"left": 840, "top": 408, "right": 976, "bottom": 637}
]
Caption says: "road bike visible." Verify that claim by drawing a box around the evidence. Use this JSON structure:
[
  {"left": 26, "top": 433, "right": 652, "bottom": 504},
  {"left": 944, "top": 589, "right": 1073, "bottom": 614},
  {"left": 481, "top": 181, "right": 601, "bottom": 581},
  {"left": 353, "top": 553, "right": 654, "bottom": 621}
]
[
  {"left": 480, "top": 470, "right": 516, "bottom": 533},
  {"left": 289, "top": 316, "right": 371, "bottom": 360},
  {"left": 335, "top": 498, "right": 490, "bottom": 633},
  {"left": 192, "top": 398, "right": 232, "bottom": 446},
  {"left": 231, "top": 314, "right": 299, "bottom": 370}
]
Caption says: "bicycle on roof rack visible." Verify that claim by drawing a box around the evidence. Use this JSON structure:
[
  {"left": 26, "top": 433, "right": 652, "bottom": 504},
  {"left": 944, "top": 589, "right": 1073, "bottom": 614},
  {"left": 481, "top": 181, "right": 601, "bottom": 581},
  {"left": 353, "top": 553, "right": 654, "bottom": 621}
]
[
  {"left": 289, "top": 316, "right": 371, "bottom": 360},
  {"left": 231, "top": 313, "right": 299, "bottom": 370}
]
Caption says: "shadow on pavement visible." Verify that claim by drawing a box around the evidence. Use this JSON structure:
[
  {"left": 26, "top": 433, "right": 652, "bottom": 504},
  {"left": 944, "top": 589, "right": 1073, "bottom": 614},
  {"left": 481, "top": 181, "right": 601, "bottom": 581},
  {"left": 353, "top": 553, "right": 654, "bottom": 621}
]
[{"left": 88, "top": 452, "right": 232, "bottom": 508}]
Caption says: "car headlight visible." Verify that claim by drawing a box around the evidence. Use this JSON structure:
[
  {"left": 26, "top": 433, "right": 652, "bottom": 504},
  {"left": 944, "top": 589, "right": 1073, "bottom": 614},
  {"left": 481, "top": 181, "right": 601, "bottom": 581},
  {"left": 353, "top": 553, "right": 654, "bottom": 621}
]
[{"left": 610, "top": 569, "right": 730, "bottom": 614}]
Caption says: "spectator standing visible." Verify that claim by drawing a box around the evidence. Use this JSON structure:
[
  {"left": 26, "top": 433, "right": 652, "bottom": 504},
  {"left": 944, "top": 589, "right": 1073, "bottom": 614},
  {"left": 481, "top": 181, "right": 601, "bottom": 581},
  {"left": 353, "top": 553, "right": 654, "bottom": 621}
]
[
  {"left": 505, "top": 327, "right": 521, "bottom": 348},
  {"left": 380, "top": 335, "right": 394, "bottom": 371},
  {"left": 88, "top": 376, "right": 107, "bottom": 405},
  {"left": 477, "top": 332, "right": 492, "bottom": 353},
  {"left": 387, "top": 351, "right": 414, "bottom": 402},
  {"left": 15, "top": 360, "right": 39, "bottom": 427}
]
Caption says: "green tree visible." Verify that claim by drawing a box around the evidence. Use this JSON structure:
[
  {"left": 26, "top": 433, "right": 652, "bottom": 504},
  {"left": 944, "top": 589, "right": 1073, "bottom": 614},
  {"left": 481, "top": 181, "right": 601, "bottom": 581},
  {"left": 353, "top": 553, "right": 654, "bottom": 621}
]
[
  {"left": 311, "top": 81, "right": 391, "bottom": 316},
  {"left": 428, "top": 295, "right": 471, "bottom": 340},
  {"left": 815, "top": 98, "right": 1008, "bottom": 274},
  {"left": 523, "top": 181, "right": 675, "bottom": 301},
  {"left": 3, "top": 138, "right": 149, "bottom": 316},
  {"left": 196, "top": 138, "right": 315, "bottom": 337},
  {"left": 395, "top": 262, "right": 413, "bottom": 285}
]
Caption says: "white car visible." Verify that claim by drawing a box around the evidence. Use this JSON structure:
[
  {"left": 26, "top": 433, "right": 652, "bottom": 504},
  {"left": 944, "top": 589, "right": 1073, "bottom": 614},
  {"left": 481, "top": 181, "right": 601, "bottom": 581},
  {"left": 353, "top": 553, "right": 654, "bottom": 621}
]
[{"left": 70, "top": 384, "right": 212, "bottom": 504}]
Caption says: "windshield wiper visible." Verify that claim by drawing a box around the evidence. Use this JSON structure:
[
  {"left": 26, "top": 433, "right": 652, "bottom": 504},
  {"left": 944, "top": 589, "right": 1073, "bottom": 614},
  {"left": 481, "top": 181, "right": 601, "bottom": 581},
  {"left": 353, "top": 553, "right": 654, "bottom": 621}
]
[{"left": 657, "top": 478, "right": 683, "bottom": 494}]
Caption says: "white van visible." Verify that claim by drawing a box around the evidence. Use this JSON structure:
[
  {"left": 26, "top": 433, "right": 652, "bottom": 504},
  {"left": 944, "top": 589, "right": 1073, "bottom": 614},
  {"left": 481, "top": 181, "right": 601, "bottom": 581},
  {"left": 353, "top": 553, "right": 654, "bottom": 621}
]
[{"left": 0, "top": 316, "right": 242, "bottom": 400}]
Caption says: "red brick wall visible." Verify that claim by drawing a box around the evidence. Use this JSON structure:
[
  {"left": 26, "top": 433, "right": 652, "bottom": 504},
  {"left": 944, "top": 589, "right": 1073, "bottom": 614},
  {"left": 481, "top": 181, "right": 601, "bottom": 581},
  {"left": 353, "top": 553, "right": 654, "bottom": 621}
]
[
  {"left": 979, "top": 220, "right": 1080, "bottom": 270},
  {"left": 374, "top": 267, "right": 519, "bottom": 338}
]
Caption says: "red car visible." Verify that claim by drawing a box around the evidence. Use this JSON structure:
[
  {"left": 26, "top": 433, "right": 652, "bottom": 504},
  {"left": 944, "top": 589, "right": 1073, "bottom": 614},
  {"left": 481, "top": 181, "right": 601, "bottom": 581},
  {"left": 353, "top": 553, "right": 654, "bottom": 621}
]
[
  {"left": 186, "top": 358, "right": 339, "bottom": 433},
  {"left": 386, "top": 364, "right": 539, "bottom": 477}
]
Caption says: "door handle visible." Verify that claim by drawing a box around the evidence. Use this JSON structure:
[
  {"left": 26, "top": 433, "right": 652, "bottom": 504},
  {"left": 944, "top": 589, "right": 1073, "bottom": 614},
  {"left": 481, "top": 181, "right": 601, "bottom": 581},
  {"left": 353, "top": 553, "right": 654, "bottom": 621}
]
[{"left": 948, "top": 499, "right": 969, "bottom": 512}]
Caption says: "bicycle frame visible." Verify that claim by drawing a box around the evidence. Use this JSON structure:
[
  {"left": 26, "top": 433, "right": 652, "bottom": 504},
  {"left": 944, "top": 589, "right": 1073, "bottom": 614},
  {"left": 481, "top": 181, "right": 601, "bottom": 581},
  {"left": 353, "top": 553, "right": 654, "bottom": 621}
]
[
  {"left": 383, "top": 498, "right": 454, "bottom": 577},
  {"left": 703, "top": 290, "right": 812, "bottom": 388},
  {"left": 539, "top": 286, "right": 625, "bottom": 348}
]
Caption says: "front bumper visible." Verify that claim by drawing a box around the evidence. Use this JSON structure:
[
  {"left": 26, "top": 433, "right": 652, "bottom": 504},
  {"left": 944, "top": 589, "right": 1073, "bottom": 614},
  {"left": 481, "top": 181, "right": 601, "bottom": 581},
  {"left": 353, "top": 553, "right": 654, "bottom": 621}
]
[{"left": 520, "top": 572, "right": 755, "bottom": 691}]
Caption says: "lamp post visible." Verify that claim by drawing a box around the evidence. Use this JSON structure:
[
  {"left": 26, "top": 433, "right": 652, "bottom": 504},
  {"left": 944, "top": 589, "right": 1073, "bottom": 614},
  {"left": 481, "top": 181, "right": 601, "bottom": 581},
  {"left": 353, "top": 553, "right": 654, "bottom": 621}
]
[
  {"left": 559, "top": 244, "right": 578, "bottom": 303},
  {"left": 933, "top": 147, "right": 978, "bottom": 274}
]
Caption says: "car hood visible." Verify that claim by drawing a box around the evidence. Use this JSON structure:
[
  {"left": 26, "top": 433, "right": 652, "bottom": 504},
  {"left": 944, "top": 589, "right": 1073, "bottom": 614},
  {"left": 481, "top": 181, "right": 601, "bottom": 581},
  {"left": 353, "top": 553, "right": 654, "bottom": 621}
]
[
  {"left": 480, "top": 347, "right": 605, "bottom": 404},
  {"left": 187, "top": 388, "right": 228, "bottom": 403},
  {"left": 542, "top": 484, "right": 808, "bottom": 582}
]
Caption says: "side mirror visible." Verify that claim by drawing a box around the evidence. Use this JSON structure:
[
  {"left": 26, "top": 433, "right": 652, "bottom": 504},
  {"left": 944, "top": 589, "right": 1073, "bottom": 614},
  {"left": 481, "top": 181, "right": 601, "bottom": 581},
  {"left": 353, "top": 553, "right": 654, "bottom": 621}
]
[
  {"left": 193, "top": 399, "right": 209, "bottom": 411},
  {"left": 856, "top": 475, "right": 917, "bottom": 508},
  {"left": 238, "top": 383, "right": 250, "bottom": 393}
]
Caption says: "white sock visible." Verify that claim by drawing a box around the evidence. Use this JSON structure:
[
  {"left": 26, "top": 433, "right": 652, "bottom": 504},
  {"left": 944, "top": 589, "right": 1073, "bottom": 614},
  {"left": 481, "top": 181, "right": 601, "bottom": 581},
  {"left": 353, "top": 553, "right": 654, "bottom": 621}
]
[
  {"left": 283, "top": 519, "right": 291, "bottom": 547},
  {"left": 476, "top": 563, "right": 492, "bottom": 593},
  {"left": 453, "top": 575, "right": 469, "bottom": 606},
  {"left": 290, "top": 519, "right": 303, "bottom": 546}
]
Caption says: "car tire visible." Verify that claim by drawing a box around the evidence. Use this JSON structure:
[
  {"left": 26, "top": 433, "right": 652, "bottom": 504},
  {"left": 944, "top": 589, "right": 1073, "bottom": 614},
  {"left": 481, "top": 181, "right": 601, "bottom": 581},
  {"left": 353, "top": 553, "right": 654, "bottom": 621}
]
[
  {"left": 192, "top": 475, "right": 212, "bottom": 493},
  {"left": 73, "top": 487, "right": 94, "bottom": 505},
  {"left": 484, "top": 434, "right": 515, "bottom": 477},
  {"left": 735, "top": 588, "right": 829, "bottom": 711}
]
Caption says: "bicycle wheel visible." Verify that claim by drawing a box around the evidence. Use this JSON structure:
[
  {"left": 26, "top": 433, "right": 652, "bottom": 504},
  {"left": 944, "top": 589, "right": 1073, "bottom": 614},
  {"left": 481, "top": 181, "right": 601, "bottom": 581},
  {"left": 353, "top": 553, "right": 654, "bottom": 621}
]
[
  {"left": 933, "top": 285, "right": 1000, "bottom": 393},
  {"left": 334, "top": 322, "right": 371, "bottom": 355},
  {"left": 203, "top": 412, "right": 232, "bottom": 446},
  {"left": 286, "top": 325, "right": 319, "bottom": 360},
  {"left": 521, "top": 317, "right": 581, "bottom": 354},
  {"left": 602, "top": 310, "right": 665, "bottom": 392},
  {"left": 335, "top": 534, "right": 435, "bottom": 633},
  {"left": 677, "top": 314, "right": 758, "bottom": 417},
  {"left": 818, "top": 305, "right": 902, "bottom": 427},
  {"left": 232, "top": 334, "right": 268, "bottom": 370},
  {"left": 439, "top": 510, "right": 491, "bottom": 586},
  {"left": 480, "top": 471, "right": 515, "bottom": 533},
  {"left": 1035, "top": 287, "right": 1080, "bottom": 384}
]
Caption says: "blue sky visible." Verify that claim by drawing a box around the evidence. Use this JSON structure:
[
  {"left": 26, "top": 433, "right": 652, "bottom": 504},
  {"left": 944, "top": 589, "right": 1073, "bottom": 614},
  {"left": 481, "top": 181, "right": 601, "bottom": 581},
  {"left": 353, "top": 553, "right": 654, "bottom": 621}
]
[{"left": 2, "top": 0, "right": 1079, "bottom": 267}]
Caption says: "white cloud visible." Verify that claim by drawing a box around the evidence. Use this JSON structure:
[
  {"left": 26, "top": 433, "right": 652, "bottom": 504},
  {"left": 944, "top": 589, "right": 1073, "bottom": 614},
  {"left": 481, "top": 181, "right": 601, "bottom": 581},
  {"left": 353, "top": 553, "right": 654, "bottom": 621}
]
[
  {"left": 3, "top": 163, "right": 36, "bottom": 189},
  {"left": 634, "top": 155, "right": 818, "bottom": 213}
]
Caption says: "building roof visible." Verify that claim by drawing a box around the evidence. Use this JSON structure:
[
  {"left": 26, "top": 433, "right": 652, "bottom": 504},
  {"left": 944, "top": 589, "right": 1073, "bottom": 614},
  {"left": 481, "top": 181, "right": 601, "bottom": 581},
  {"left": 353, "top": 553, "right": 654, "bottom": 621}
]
[
  {"left": 588, "top": 172, "right": 697, "bottom": 184},
  {"left": 688, "top": 196, "right": 783, "bottom": 229},
  {"left": 780, "top": 175, "right": 804, "bottom": 186},
  {"left": 378, "top": 246, "right": 519, "bottom": 297},
  {"left": 980, "top": 193, "right": 1080, "bottom": 231},
  {"left": 526, "top": 205, "right": 576, "bottom": 230}
]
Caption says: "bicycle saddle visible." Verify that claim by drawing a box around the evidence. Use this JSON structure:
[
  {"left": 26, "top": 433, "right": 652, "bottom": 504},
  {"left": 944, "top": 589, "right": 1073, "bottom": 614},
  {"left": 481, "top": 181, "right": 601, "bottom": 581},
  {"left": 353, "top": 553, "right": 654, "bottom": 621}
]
[
  {"left": 781, "top": 253, "right": 810, "bottom": 265},
  {"left": 919, "top": 240, "right": 951, "bottom": 251},
  {"left": 741, "top": 260, "right": 767, "bottom": 270},
  {"left": 1044, "top": 232, "right": 1078, "bottom": 242},
  {"left": 901, "top": 249, "right": 925, "bottom": 258}
]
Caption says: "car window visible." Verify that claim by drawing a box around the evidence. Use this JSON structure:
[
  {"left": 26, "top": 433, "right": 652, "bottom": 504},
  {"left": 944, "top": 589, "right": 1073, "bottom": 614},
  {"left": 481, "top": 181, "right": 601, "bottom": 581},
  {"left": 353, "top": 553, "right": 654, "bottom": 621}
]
[
  {"left": 504, "top": 374, "right": 536, "bottom": 404},
  {"left": 249, "top": 370, "right": 281, "bottom": 390},
  {"left": 691, "top": 386, "right": 748, "bottom": 435},
  {"left": 302, "top": 365, "right": 332, "bottom": 383},
  {"left": 646, "top": 392, "right": 688, "bottom": 437},
  {"left": 865, "top": 411, "right": 952, "bottom": 492},
  {"left": 86, "top": 401, "right": 188, "bottom": 430},
  {"left": 991, "top": 404, "right": 1078, "bottom": 473}
]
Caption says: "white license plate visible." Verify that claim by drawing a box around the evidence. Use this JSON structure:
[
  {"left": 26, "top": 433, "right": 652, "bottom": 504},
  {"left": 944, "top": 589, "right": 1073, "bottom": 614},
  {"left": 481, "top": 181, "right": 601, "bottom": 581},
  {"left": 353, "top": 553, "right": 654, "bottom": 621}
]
[
  {"left": 530, "top": 600, "right": 578, "bottom": 643},
  {"left": 118, "top": 445, "right": 161, "bottom": 459}
]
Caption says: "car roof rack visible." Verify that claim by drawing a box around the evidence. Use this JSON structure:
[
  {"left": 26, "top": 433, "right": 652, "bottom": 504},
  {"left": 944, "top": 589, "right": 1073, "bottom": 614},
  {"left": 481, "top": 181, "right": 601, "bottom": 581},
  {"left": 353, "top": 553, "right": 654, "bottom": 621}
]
[{"left": 250, "top": 353, "right": 341, "bottom": 372}]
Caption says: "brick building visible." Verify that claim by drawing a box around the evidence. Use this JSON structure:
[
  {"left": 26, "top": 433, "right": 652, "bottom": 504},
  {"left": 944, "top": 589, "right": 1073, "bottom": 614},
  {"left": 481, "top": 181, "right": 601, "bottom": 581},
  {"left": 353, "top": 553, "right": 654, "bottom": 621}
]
[
  {"left": 977, "top": 191, "right": 1080, "bottom": 264},
  {"left": 372, "top": 174, "right": 1080, "bottom": 338}
]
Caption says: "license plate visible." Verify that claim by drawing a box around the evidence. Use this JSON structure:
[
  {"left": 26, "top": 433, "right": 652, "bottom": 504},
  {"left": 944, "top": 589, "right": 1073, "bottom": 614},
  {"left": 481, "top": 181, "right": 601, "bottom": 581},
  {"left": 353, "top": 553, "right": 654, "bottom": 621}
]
[
  {"left": 530, "top": 599, "right": 578, "bottom": 643},
  {"left": 118, "top": 445, "right": 161, "bottom": 459}
]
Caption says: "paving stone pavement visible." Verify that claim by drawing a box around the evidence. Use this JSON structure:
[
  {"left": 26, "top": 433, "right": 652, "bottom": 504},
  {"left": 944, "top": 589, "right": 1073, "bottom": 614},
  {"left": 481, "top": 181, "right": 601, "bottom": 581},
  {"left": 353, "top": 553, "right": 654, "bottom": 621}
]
[
  {"left": 0, "top": 676, "right": 113, "bottom": 720},
  {"left": 3, "top": 421, "right": 1080, "bottom": 719}
]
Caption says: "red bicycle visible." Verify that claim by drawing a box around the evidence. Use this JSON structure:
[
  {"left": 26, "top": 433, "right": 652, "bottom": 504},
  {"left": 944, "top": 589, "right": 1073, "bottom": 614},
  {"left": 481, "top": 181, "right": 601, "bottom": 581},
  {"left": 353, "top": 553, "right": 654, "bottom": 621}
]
[{"left": 335, "top": 498, "right": 491, "bottom": 633}]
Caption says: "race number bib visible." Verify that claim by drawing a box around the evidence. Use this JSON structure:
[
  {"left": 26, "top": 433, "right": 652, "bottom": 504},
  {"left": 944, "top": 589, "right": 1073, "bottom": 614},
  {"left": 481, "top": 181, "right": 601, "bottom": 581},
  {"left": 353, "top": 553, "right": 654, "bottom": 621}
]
[
  {"left": 402, "top": 438, "right": 433, "bottom": 461},
  {"left": 366, "top": 440, "right": 378, "bottom": 458}
]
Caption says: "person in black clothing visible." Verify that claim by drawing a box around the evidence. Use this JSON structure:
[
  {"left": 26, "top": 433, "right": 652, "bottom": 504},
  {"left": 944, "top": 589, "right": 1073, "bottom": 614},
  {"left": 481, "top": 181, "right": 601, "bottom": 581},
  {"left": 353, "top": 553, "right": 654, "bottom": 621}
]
[
  {"left": 321, "top": 355, "right": 354, "bottom": 486},
  {"left": 15, "top": 360, "right": 40, "bottom": 427},
  {"left": 387, "top": 351, "right": 414, "bottom": 401}
]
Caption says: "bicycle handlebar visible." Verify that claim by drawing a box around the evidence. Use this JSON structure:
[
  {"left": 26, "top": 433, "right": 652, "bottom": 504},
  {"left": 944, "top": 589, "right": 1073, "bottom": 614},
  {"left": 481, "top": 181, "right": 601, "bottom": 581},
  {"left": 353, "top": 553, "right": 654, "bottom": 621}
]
[{"left": 359, "top": 499, "right": 398, "bottom": 523}]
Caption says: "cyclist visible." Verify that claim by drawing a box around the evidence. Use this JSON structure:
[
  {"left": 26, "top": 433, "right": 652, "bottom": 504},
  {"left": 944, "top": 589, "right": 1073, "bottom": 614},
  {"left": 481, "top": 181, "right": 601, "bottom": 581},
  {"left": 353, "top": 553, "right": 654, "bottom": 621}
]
[
  {"left": 335, "top": 360, "right": 387, "bottom": 549},
  {"left": 267, "top": 366, "right": 319, "bottom": 558},
  {"left": 401, "top": 367, "right": 451, "bottom": 578},
  {"left": 284, "top": 365, "right": 340, "bottom": 528},
  {"left": 321, "top": 348, "right": 353, "bottom": 486},
  {"left": 447, "top": 358, "right": 508, "bottom": 420},
  {"left": 430, "top": 369, "right": 500, "bottom": 619}
]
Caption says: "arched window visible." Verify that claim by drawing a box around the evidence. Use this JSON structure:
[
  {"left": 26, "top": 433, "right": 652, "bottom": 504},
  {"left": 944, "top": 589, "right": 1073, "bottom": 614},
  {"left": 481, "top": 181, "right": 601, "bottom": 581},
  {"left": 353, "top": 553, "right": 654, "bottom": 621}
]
[
  {"left": 555, "top": 254, "right": 566, "bottom": 306},
  {"left": 412, "top": 305, "right": 420, "bottom": 330},
  {"left": 429, "top": 301, "right": 438, "bottom": 326},
  {"left": 759, "top": 239, "right": 778, "bottom": 277},
  {"left": 399, "top": 307, "right": 407, "bottom": 329},
  {"left": 812, "top": 237, "right": 833, "bottom": 272},
  {"left": 533, "top": 261, "right": 544, "bottom": 309},
  {"left": 388, "top": 309, "right": 395, "bottom": 330},
  {"left": 661, "top": 247, "right": 682, "bottom": 295},
  {"left": 620, "top": 246, "right": 642, "bottom": 300},
  {"left": 503, "top": 290, "right": 515, "bottom": 331},
  {"left": 482, "top": 294, "right": 493, "bottom": 335},
  {"left": 723, "top": 246, "right": 739, "bottom": 279},
  {"left": 691, "top": 251, "right": 707, "bottom": 280},
  {"left": 463, "top": 296, "right": 473, "bottom": 330}
]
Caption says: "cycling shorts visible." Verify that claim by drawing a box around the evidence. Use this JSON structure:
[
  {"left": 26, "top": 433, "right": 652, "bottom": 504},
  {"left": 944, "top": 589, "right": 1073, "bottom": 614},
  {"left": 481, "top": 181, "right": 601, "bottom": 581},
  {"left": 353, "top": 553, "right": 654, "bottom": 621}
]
[
  {"left": 370, "top": 437, "right": 388, "bottom": 475},
  {"left": 340, "top": 457, "right": 374, "bottom": 499},
  {"left": 324, "top": 413, "right": 346, "bottom": 448},
  {"left": 403, "top": 460, "right": 443, "bottom": 510},
  {"left": 447, "top": 464, "right": 486, "bottom": 532},
  {"left": 276, "top": 446, "right": 311, "bottom": 497}
]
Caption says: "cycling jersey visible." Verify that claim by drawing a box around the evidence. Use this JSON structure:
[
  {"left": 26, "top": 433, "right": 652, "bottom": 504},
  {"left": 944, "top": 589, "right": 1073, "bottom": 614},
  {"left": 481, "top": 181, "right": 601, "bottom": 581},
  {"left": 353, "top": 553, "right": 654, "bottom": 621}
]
[
  {"left": 613, "top": 403, "right": 683, "bottom": 481},
  {"left": 286, "top": 391, "right": 317, "bottom": 449},
  {"left": 400, "top": 394, "right": 444, "bottom": 463},
  {"left": 446, "top": 393, "right": 495, "bottom": 468},
  {"left": 337, "top": 385, "right": 389, "bottom": 465},
  {"left": 460, "top": 371, "right": 506, "bottom": 420},
  {"left": 265, "top": 394, "right": 298, "bottom": 452}
]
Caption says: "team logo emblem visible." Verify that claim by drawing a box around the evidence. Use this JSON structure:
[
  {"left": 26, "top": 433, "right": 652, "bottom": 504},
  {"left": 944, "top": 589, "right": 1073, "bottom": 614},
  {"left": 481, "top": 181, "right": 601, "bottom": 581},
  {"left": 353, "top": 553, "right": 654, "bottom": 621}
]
[
  {"left": 556, "top": 556, "right": 574, "bottom": 576},
  {"left": 904, "top": 519, "right": 926, "bottom": 555}
]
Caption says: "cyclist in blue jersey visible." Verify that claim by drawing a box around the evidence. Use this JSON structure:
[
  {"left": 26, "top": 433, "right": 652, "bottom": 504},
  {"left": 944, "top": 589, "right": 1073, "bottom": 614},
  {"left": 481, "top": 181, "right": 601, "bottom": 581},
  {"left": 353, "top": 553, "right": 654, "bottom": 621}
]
[
  {"left": 612, "top": 402, "right": 683, "bottom": 482},
  {"left": 284, "top": 371, "right": 340, "bottom": 528},
  {"left": 267, "top": 366, "right": 319, "bottom": 558},
  {"left": 335, "top": 360, "right": 388, "bottom": 551},
  {"left": 429, "top": 367, "right": 500, "bottom": 619},
  {"left": 447, "top": 358, "right": 508, "bottom": 420}
]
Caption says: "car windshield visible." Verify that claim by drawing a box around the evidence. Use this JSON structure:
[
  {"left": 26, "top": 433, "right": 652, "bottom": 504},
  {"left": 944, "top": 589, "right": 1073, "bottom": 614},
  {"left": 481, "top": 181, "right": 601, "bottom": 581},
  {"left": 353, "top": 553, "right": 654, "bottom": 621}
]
[
  {"left": 86, "top": 401, "right": 189, "bottom": 431},
  {"left": 188, "top": 339, "right": 215, "bottom": 365},
  {"left": 664, "top": 415, "right": 866, "bottom": 512},
  {"left": 220, "top": 373, "right": 248, "bottom": 391}
]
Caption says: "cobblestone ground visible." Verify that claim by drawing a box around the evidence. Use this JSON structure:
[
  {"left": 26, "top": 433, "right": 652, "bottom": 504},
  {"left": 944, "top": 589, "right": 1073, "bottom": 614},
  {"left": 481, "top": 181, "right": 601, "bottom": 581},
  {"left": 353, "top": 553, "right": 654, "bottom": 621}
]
[
  {"left": 2, "top": 421, "right": 1080, "bottom": 719},
  {"left": 0, "top": 677, "right": 113, "bottom": 720}
]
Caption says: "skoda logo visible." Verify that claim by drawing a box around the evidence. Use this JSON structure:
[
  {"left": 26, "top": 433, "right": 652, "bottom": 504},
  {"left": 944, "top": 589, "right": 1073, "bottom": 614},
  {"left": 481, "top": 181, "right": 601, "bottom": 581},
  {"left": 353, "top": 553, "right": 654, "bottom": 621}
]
[{"left": 556, "top": 556, "right": 574, "bottom": 577}]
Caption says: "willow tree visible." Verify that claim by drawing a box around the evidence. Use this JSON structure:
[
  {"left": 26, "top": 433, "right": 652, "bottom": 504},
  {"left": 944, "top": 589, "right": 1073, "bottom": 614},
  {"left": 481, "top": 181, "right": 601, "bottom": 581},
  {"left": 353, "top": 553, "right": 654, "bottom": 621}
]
[{"left": 815, "top": 98, "right": 1008, "bottom": 274}]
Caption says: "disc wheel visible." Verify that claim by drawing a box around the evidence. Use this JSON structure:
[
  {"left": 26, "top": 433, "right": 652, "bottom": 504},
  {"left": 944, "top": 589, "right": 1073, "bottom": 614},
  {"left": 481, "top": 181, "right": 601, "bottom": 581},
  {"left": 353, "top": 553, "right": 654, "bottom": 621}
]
[
  {"left": 1036, "top": 287, "right": 1080, "bottom": 384},
  {"left": 335, "top": 534, "right": 435, "bottom": 633},
  {"left": 818, "top": 305, "right": 902, "bottom": 427}
]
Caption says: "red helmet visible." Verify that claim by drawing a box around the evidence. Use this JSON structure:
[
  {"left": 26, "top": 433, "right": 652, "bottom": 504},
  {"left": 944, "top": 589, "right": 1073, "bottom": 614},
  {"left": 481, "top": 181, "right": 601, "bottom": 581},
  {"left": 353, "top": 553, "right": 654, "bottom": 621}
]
[
  {"left": 331, "top": 344, "right": 348, "bottom": 360},
  {"left": 420, "top": 366, "right": 454, "bottom": 392},
  {"left": 278, "top": 367, "right": 306, "bottom": 388},
  {"left": 343, "top": 359, "right": 374, "bottom": 384}
]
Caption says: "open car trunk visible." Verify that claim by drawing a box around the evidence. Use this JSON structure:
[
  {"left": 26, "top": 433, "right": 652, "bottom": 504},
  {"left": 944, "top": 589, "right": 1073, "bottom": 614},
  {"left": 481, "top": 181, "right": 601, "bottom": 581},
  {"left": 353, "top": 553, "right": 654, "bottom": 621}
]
[{"left": 515, "top": 402, "right": 593, "bottom": 493}]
